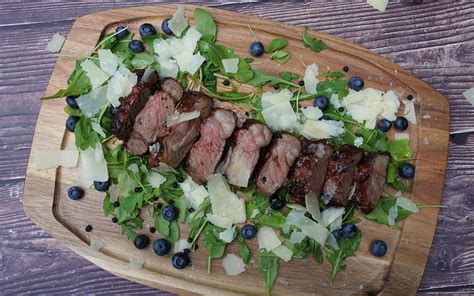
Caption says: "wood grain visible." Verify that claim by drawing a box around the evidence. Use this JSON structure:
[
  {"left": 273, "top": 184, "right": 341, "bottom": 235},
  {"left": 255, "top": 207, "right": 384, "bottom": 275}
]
[{"left": 1, "top": 0, "right": 473, "bottom": 295}]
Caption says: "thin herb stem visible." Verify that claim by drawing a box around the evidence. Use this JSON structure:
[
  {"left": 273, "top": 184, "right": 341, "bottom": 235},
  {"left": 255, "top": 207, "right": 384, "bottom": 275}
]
[
  {"left": 417, "top": 204, "right": 447, "bottom": 209},
  {"left": 247, "top": 25, "right": 258, "bottom": 41},
  {"left": 89, "top": 26, "right": 128, "bottom": 57},
  {"left": 101, "top": 134, "right": 114, "bottom": 143}
]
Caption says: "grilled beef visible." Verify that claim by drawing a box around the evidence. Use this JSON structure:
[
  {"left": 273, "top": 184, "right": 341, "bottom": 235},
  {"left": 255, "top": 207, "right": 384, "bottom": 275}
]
[
  {"left": 156, "top": 92, "right": 214, "bottom": 168},
  {"left": 224, "top": 120, "right": 272, "bottom": 188},
  {"left": 256, "top": 133, "right": 301, "bottom": 196},
  {"left": 351, "top": 152, "right": 390, "bottom": 213},
  {"left": 321, "top": 145, "right": 363, "bottom": 207},
  {"left": 186, "top": 109, "right": 237, "bottom": 184},
  {"left": 125, "top": 131, "right": 149, "bottom": 156},
  {"left": 110, "top": 70, "right": 158, "bottom": 140},
  {"left": 160, "top": 78, "right": 184, "bottom": 103},
  {"left": 289, "top": 140, "right": 334, "bottom": 205},
  {"left": 132, "top": 91, "right": 175, "bottom": 144}
]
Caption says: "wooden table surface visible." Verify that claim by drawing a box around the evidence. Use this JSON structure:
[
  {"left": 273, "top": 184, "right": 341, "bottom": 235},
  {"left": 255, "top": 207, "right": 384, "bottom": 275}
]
[{"left": 1, "top": 1, "right": 473, "bottom": 295}]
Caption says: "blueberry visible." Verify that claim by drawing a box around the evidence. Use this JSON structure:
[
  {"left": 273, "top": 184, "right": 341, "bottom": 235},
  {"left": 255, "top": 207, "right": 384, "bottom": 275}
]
[
  {"left": 378, "top": 118, "right": 392, "bottom": 133},
  {"left": 223, "top": 79, "right": 230, "bottom": 86},
  {"left": 66, "top": 95, "right": 79, "bottom": 109},
  {"left": 134, "top": 234, "right": 150, "bottom": 249},
  {"left": 115, "top": 26, "right": 129, "bottom": 40},
  {"left": 370, "top": 240, "right": 387, "bottom": 257},
  {"left": 153, "top": 239, "right": 171, "bottom": 256},
  {"left": 93, "top": 180, "right": 110, "bottom": 192},
  {"left": 341, "top": 223, "right": 358, "bottom": 239},
  {"left": 298, "top": 80, "right": 305, "bottom": 87},
  {"left": 394, "top": 116, "right": 409, "bottom": 131},
  {"left": 163, "top": 204, "right": 179, "bottom": 221},
  {"left": 241, "top": 224, "right": 257, "bottom": 239},
  {"left": 172, "top": 252, "right": 190, "bottom": 269},
  {"left": 139, "top": 23, "right": 157, "bottom": 37},
  {"left": 161, "top": 19, "right": 173, "bottom": 35},
  {"left": 399, "top": 163, "right": 415, "bottom": 179},
  {"left": 314, "top": 95, "right": 330, "bottom": 111},
  {"left": 348, "top": 76, "right": 364, "bottom": 91},
  {"left": 66, "top": 116, "right": 80, "bottom": 132},
  {"left": 68, "top": 186, "right": 84, "bottom": 200},
  {"left": 269, "top": 195, "right": 285, "bottom": 211},
  {"left": 249, "top": 41, "right": 264, "bottom": 57},
  {"left": 128, "top": 40, "right": 145, "bottom": 53},
  {"left": 331, "top": 229, "right": 343, "bottom": 240}
]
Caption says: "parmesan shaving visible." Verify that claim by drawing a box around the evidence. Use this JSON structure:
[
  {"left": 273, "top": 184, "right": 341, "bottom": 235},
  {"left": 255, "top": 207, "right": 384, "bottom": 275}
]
[
  {"left": 98, "top": 49, "right": 119, "bottom": 75},
  {"left": 179, "top": 175, "right": 208, "bottom": 209},
  {"left": 402, "top": 99, "right": 417, "bottom": 124},
  {"left": 175, "top": 51, "right": 205, "bottom": 75},
  {"left": 290, "top": 231, "right": 306, "bottom": 244},
  {"left": 272, "top": 245, "right": 293, "bottom": 262},
  {"left": 367, "top": 0, "right": 389, "bottom": 12},
  {"left": 207, "top": 174, "right": 246, "bottom": 224},
  {"left": 90, "top": 119, "right": 106, "bottom": 138},
  {"left": 168, "top": 5, "right": 188, "bottom": 37},
  {"left": 174, "top": 239, "right": 191, "bottom": 253},
  {"left": 206, "top": 214, "right": 233, "bottom": 229},
  {"left": 305, "top": 191, "right": 322, "bottom": 223},
  {"left": 463, "top": 87, "right": 474, "bottom": 106},
  {"left": 80, "top": 59, "right": 110, "bottom": 89},
  {"left": 286, "top": 204, "right": 307, "bottom": 212},
  {"left": 396, "top": 196, "right": 419, "bottom": 213},
  {"left": 261, "top": 89, "right": 293, "bottom": 109},
  {"left": 300, "top": 119, "right": 345, "bottom": 139},
  {"left": 90, "top": 238, "right": 104, "bottom": 252},
  {"left": 76, "top": 85, "right": 108, "bottom": 117},
  {"left": 223, "top": 254, "right": 246, "bottom": 276},
  {"left": 286, "top": 210, "right": 329, "bottom": 245},
  {"left": 129, "top": 257, "right": 145, "bottom": 271},
  {"left": 33, "top": 149, "right": 79, "bottom": 171},
  {"left": 222, "top": 58, "right": 240, "bottom": 74},
  {"left": 262, "top": 102, "right": 297, "bottom": 132},
  {"left": 46, "top": 33, "right": 65, "bottom": 53},
  {"left": 257, "top": 226, "right": 281, "bottom": 251},
  {"left": 354, "top": 136, "right": 364, "bottom": 147},
  {"left": 166, "top": 110, "right": 200, "bottom": 127},
  {"left": 304, "top": 63, "right": 319, "bottom": 94},
  {"left": 321, "top": 207, "right": 345, "bottom": 228},
  {"left": 78, "top": 143, "right": 109, "bottom": 188},
  {"left": 219, "top": 226, "right": 236, "bottom": 243},
  {"left": 301, "top": 106, "right": 323, "bottom": 121},
  {"left": 147, "top": 171, "right": 166, "bottom": 188},
  {"left": 387, "top": 205, "right": 398, "bottom": 226}
]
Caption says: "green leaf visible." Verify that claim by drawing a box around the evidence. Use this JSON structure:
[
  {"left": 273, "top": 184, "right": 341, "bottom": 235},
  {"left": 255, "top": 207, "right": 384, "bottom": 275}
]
[
  {"left": 388, "top": 139, "right": 412, "bottom": 164},
  {"left": 203, "top": 223, "right": 228, "bottom": 272},
  {"left": 325, "top": 230, "right": 362, "bottom": 281},
  {"left": 154, "top": 211, "right": 171, "bottom": 237},
  {"left": 258, "top": 250, "right": 280, "bottom": 295},
  {"left": 270, "top": 50, "right": 290, "bottom": 64},
  {"left": 167, "top": 221, "right": 180, "bottom": 243},
  {"left": 99, "top": 33, "right": 118, "bottom": 50},
  {"left": 175, "top": 198, "right": 188, "bottom": 223},
  {"left": 130, "top": 52, "right": 155, "bottom": 69},
  {"left": 120, "top": 223, "right": 137, "bottom": 241},
  {"left": 102, "top": 192, "right": 114, "bottom": 216},
  {"left": 245, "top": 190, "right": 269, "bottom": 221},
  {"left": 75, "top": 117, "right": 100, "bottom": 150},
  {"left": 365, "top": 197, "right": 412, "bottom": 226},
  {"left": 321, "top": 71, "right": 345, "bottom": 78},
  {"left": 248, "top": 70, "right": 295, "bottom": 87},
  {"left": 267, "top": 38, "right": 288, "bottom": 53},
  {"left": 194, "top": 8, "right": 217, "bottom": 42},
  {"left": 203, "top": 67, "right": 217, "bottom": 92},
  {"left": 254, "top": 211, "right": 286, "bottom": 228},
  {"left": 236, "top": 234, "right": 252, "bottom": 264},
  {"left": 42, "top": 61, "right": 92, "bottom": 99},
  {"left": 234, "top": 58, "right": 254, "bottom": 82},
  {"left": 279, "top": 71, "right": 300, "bottom": 82},
  {"left": 302, "top": 27, "right": 328, "bottom": 53},
  {"left": 64, "top": 106, "right": 82, "bottom": 116},
  {"left": 312, "top": 243, "right": 324, "bottom": 264}
]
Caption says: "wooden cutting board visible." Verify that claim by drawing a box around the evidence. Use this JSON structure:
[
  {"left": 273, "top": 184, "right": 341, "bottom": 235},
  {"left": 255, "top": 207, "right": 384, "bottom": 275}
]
[{"left": 23, "top": 4, "right": 450, "bottom": 295}]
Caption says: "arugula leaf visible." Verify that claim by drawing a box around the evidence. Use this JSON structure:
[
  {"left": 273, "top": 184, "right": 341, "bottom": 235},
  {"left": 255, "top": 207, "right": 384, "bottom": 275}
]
[
  {"left": 322, "top": 71, "right": 345, "bottom": 78},
  {"left": 280, "top": 71, "right": 300, "bottom": 82},
  {"left": 302, "top": 27, "right": 328, "bottom": 53},
  {"left": 168, "top": 221, "right": 180, "bottom": 243},
  {"left": 130, "top": 52, "right": 156, "bottom": 69},
  {"left": 75, "top": 117, "right": 100, "bottom": 150},
  {"left": 248, "top": 70, "right": 298, "bottom": 87},
  {"left": 254, "top": 211, "right": 286, "bottom": 228},
  {"left": 354, "top": 126, "right": 388, "bottom": 152},
  {"left": 154, "top": 210, "right": 171, "bottom": 237},
  {"left": 387, "top": 140, "right": 413, "bottom": 191},
  {"left": 42, "top": 61, "right": 92, "bottom": 99},
  {"left": 64, "top": 106, "right": 82, "bottom": 116},
  {"left": 365, "top": 197, "right": 412, "bottom": 226},
  {"left": 175, "top": 198, "right": 188, "bottom": 223},
  {"left": 194, "top": 8, "right": 217, "bottom": 42},
  {"left": 325, "top": 230, "right": 362, "bottom": 281},
  {"left": 236, "top": 234, "right": 252, "bottom": 264},
  {"left": 245, "top": 190, "right": 269, "bottom": 221},
  {"left": 258, "top": 250, "right": 280, "bottom": 295},
  {"left": 203, "top": 223, "right": 228, "bottom": 272},
  {"left": 120, "top": 223, "right": 138, "bottom": 241},
  {"left": 271, "top": 50, "right": 290, "bottom": 64},
  {"left": 312, "top": 243, "right": 324, "bottom": 264},
  {"left": 102, "top": 192, "right": 114, "bottom": 216},
  {"left": 267, "top": 38, "right": 288, "bottom": 53}
]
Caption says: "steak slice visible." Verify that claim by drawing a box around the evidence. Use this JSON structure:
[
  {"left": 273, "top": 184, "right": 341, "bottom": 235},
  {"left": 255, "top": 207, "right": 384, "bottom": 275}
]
[
  {"left": 125, "top": 131, "right": 149, "bottom": 156},
  {"left": 132, "top": 91, "right": 175, "bottom": 144},
  {"left": 186, "top": 108, "right": 237, "bottom": 184},
  {"left": 161, "top": 78, "right": 184, "bottom": 103},
  {"left": 157, "top": 92, "right": 214, "bottom": 168},
  {"left": 224, "top": 120, "right": 272, "bottom": 188},
  {"left": 351, "top": 152, "right": 390, "bottom": 213},
  {"left": 110, "top": 70, "right": 158, "bottom": 140},
  {"left": 289, "top": 140, "right": 334, "bottom": 205},
  {"left": 321, "top": 145, "right": 363, "bottom": 207},
  {"left": 256, "top": 133, "right": 301, "bottom": 196}
]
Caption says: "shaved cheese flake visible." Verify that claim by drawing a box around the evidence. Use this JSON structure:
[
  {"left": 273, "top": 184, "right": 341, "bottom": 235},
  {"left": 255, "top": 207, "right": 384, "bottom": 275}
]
[
  {"left": 90, "top": 119, "right": 106, "bottom": 138},
  {"left": 321, "top": 207, "right": 345, "bottom": 227},
  {"left": 179, "top": 176, "right": 208, "bottom": 208},
  {"left": 272, "top": 245, "right": 293, "bottom": 262},
  {"left": 223, "top": 254, "right": 246, "bottom": 276},
  {"left": 463, "top": 87, "right": 474, "bottom": 106},
  {"left": 326, "top": 233, "right": 339, "bottom": 250},
  {"left": 219, "top": 226, "right": 236, "bottom": 243},
  {"left": 261, "top": 88, "right": 293, "bottom": 109},
  {"left": 168, "top": 5, "right": 188, "bottom": 37},
  {"left": 81, "top": 59, "right": 109, "bottom": 89},
  {"left": 129, "top": 257, "right": 145, "bottom": 271},
  {"left": 286, "top": 210, "right": 329, "bottom": 245},
  {"left": 98, "top": 49, "right": 119, "bottom": 75},
  {"left": 190, "top": 186, "right": 208, "bottom": 207},
  {"left": 388, "top": 205, "right": 398, "bottom": 226},
  {"left": 257, "top": 226, "right": 281, "bottom": 251},
  {"left": 147, "top": 171, "right": 166, "bottom": 188},
  {"left": 250, "top": 209, "right": 260, "bottom": 219},
  {"left": 156, "top": 57, "right": 179, "bottom": 78},
  {"left": 300, "top": 119, "right": 344, "bottom": 140},
  {"left": 166, "top": 110, "right": 200, "bottom": 127},
  {"left": 302, "top": 106, "right": 323, "bottom": 121},
  {"left": 403, "top": 99, "right": 417, "bottom": 124},
  {"left": 222, "top": 58, "right": 240, "bottom": 74},
  {"left": 206, "top": 214, "right": 233, "bottom": 229},
  {"left": 78, "top": 143, "right": 109, "bottom": 187},
  {"left": 287, "top": 203, "right": 307, "bottom": 212},
  {"left": 182, "top": 27, "right": 202, "bottom": 52},
  {"left": 262, "top": 102, "right": 297, "bottom": 132},
  {"left": 175, "top": 52, "right": 205, "bottom": 75},
  {"left": 149, "top": 142, "right": 160, "bottom": 156},
  {"left": 354, "top": 136, "right": 364, "bottom": 147},
  {"left": 76, "top": 85, "right": 108, "bottom": 117},
  {"left": 367, "top": 0, "right": 389, "bottom": 12},
  {"left": 305, "top": 191, "right": 322, "bottom": 223},
  {"left": 290, "top": 231, "right": 306, "bottom": 244},
  {"left": 33, "top": 149, "right": 79, "bottom": 170},
  {"left": 174, "top": 239, "right": 191, "bottom": 253},
  {"left": 128, "top": 163, "right": 139, "bottom": 173},
  {"left": 396, "top": 196, "right": 419, "bottom": 213},
  {"left": 46, "top": 33, "right": 65, "bottom": 53},
  {"left": 330, "top": 93, "right": 342, "bottom": 109},
  {"left": 106, "top": 70, "right": 135, "bottom": 107},
  {"left": 304, "top": 63, "right": 319, "bottom": 94},
  {"left": 154, "top": 39, "right": 173, "bottom": 59},
  {"left": 208, "top": 174, "right": 246, "bottom": 223},
  {"left": 109, "top": 185, "right": 119, "bottom": 203},
  {"left": 90, "top": 238, "right": 104, "bottom": 252}
]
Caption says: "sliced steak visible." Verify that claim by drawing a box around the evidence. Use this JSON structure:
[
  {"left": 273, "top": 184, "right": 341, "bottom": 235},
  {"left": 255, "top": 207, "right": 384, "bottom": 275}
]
[
  {"left": 110, "top": 70, "right": 158, "bottom": 140},
  {"left": 224, "top": 120, "right": 272, "bottom": 188},
  {"left": 289, "top": 140, "right": 334, "bottom": 205},
  {"left": 186, "top": 109, "right": 237, "bottom": 184},
  {"left": 125, "top": 131, "right": 149, "bottom": 156},
  {"left": 161, "top": 78, "right": 184, "bottom": 103},
  {"left": 132, "top": 91, "right": 175, "bottom": 144},
  {"left": 256, "top": 133, "right": 301, "bottom": 196},
  {"left": 157, "top": 92, "right": 214, "bottom": 168},
  {"left": 321, "top": 145, "right": 363, "bottom": 207},
  {"left": 351, "top": 152, "right": 390, "bottom": 213}
]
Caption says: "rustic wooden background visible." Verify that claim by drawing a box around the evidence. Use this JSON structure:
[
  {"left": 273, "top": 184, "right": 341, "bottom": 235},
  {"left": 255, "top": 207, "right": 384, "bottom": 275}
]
[{"left": 0, "top": 0, "right": 473, "bottom": 295}]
